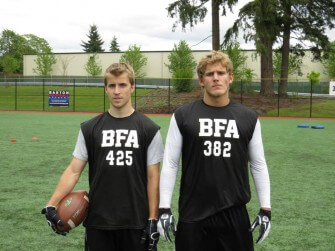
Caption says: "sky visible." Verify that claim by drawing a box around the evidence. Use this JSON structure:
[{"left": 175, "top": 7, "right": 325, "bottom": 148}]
[
  {"left": 0, "top": 0, "right": 334, "bottom": 53},
  {"left": 0, "top": 0, "right": 255, "bottom": 53}
]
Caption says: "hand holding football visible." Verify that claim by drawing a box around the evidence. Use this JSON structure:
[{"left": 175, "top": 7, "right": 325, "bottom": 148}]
[{"left": 56, "top": 190, "right": 89, "bottom": 232}]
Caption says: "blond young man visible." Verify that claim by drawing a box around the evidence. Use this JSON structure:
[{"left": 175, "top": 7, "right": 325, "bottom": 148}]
[
  {"left": 42, "top": 63, "right": 163, "bottom": 251},
  {"left": 158, "top": 51, "right": 271, "bottom": 250}
]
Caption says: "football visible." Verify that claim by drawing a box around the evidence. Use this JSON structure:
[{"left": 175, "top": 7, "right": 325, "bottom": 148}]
[{"left": 56, "top": 190, "right": 89, "bottom": 232}]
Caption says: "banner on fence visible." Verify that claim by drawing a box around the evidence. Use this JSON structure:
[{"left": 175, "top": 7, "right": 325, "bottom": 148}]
[
  {"left": 330, "top": 81, "right": 335, "bottom": 95},
  {"left": 48, "top": 90, "right": 70, "bottom": 107}
]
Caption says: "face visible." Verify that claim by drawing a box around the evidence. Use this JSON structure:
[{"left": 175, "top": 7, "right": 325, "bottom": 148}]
[
  {"left": 105, "top": 72, "right": 135, "bottom": 110},
  {"left": 199, "top": 62, "right": 234, "bottom": 102}
]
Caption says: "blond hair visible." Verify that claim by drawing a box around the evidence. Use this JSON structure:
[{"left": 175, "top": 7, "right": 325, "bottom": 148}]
[
  {"left": 104, "top": 63, "right": 135, "bottom": 86},
  {"left": 196, "top": 51, "right": 233, "bottom": 78}
]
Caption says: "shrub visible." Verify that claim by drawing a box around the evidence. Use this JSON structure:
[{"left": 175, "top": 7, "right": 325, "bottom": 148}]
[
  {"left": 172, "top": 68, "right": 194, "bottom": 92},
  {"left": 307, "top": 70, "right": 320, "bottom": 85},
  {"left": 166, "top": 40, "right": 196, "bottom": 92}
]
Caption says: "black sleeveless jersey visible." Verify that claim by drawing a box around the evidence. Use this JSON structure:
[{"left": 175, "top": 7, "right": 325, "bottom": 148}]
[
  {"left": 174, "top": 99, "right": 258, "bottom": 222},
  {"left": 81, "top": 111, "right": 160, "bottom": 229}
]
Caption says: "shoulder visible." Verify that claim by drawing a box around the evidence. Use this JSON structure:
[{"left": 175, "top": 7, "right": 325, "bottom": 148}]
[
  {"left": 175, "top": 99, "right": 202, "bottom": 114},
  {"left": 229, "top": 102, "right": 258, "bottom": 118},
  {"left": 174, "top": 99, "right": 202, "bottom": 120},
  {"left": 228, "top": 102, "right": 259, "bottom": 132},
  {"left": 133, "top": 111, "right": 160, "bottom": 131},
  {"left": 81, "top": 112, "right": 106, "bottom": 132}
]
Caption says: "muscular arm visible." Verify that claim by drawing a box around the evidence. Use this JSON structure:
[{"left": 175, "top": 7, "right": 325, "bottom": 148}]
[
  {"left": 159, "top": 114, "right": 182, "bottom": 208},
  {"left": 46, "top": 157, "right": 87, "bottom": 206},
  {"left": 249, "top": 119, "right": 271, "bottom": 210}
]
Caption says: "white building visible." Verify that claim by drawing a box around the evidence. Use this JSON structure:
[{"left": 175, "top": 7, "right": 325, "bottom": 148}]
[{"left": 23, "top": 50, "right": 330, "bottom": 80}]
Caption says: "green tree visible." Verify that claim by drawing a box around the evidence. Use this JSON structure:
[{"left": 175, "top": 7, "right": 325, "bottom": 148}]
[
  {"left": 120, "top": 45, "right": 147, "bottom": 79},
  {"left": 84, "top": 54, "right": 102, "bottom": 76},
  {"left": 167, "top": 0, "right": 238, "bottom": 50},
  {"left": 81, "top": 24, "right": 105, "bottom": 53},
  {"left": 110, "top": 36, "right": 121, "bottom": 52},
  {"left": 166, "top": 40, "right": 196, "bottom": 92},
  {"left": 273, "top": 51, "right": 302, "bottom": 78},
  {"left": 224, "top": 0, "right": 281, "bottom": 96},
  {"left": 23, "top": 34, "right": 50, "bottom": 54},
  {"left": 0, "top": 29, "right": 53, "bottom": 74},
  {"left": 323, "top": 41, "right": 335, "bottom": 78},
  {"left": 33, "top": 45, "right": 57, "bottom": 76},
  {"left": 276, "top": 0, "right": 335, "bottom": 96},
  {"left": 221, "top": 41, "right": 254, "bottom": 81},
  {"left": 0, "top": 29, "right": 28, "bottom": 73},
  {"left": 0, "top": 55, "right": 21, "bottom": 74},
  {"left": 307, "top": 70, "right": 320, "bottom": 85}
]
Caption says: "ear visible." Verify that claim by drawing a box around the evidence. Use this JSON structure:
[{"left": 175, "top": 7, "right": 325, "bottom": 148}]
[
  {"left": 130, "top": 83, "right": 135, "bottom": 93},
  {"left": 229, "top": 73, "right": 234, "bottom": 86},
  {"left": 198, "top": 77, "right": 204, "bottom": 87}
]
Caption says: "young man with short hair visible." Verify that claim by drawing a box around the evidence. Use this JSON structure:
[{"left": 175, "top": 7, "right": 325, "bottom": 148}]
[
  {"left": 158, "top": 51, "right": 271, "bottom": 250},
  {"left": 42, "top": 63, "right": 163, "bottom": 251}
]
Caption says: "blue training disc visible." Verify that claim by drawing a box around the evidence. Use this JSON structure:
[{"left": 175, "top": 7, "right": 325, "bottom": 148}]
[
  {"left": 311, "top": 125, "right": 325, "bottom": 129},
  {"left": 297, "top": 124, "right": 309, "bottom": 128}
]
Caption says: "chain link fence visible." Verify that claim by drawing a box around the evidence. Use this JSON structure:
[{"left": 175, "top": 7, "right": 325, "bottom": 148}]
[{"left": 0, "top": 76, "right": 334, "bottom": 118}]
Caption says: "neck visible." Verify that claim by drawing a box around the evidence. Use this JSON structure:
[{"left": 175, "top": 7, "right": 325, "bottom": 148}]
[
  {"left": 203, "top": 93, "right": 230, "bottom": 107},
  {"left": 108, "top": 105, "right": 134, "bottom": 118}
]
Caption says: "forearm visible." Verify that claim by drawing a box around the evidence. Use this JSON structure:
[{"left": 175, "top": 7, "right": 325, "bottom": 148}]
[
  {"left": 159, "top": 114, "right": 182, "bottom": 208},
  {"left": 46, "top": 158, "right": 86, "bottom": 206},
  {"left": 249, "top": 119, "right": 271, "bottom": 209},
  {"left": 147, "top": 163, "right": 160, "bottom": 219}
]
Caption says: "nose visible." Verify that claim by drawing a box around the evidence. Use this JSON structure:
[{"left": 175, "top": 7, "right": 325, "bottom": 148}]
[
  {"left": 114, "top": 85, "right": 121, "bottom": 94},
  {"left": 213, "top": 72, "right": 220, "bottom": 80}
]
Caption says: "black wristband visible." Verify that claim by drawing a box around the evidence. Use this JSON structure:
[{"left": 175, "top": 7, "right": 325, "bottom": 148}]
[
  {"left": 159, "top": 208, "right": 171, "bottom": 215},
  {"left": 260, "top": 209, "right": 271, "bottom": 220}
]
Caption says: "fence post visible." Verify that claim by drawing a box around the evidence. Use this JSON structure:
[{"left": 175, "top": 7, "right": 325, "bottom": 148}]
[
  {"left": 309, "top": 80, "right": 313, "bottom": 118},
  {"left": 103, "top": 83, "right": 106, "bottom": 112},
  {"left": 43, "top": 79, "right": 45, "bottom": 111},
  {"left": 240, "top": 80, "right": 243, "bottom": 104},
  {"left": 168, "top": 78, "right": 171, "bottom": 113},
  {"left": 134, "top": 81, "right": 137, "bottom": 110},
  {"left": 277, "top": 79, "right": 280, "bottom": 117},
  {"left": 73, "top": 79, "right": 76, "bottom": 112},
  {"left": 15, "top": 79, "right": 17, "bottom": 111}
]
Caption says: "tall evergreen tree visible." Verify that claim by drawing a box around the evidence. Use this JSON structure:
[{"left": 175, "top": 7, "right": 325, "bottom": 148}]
[
  {"left": 110, "top": 36, "right": 120, "bottom": 52},
  {"left": 322, "top": 41, "right": 335, "bottom": 78},
  {"left": 167, "top": 0, "right": 238, "bottom": 51},
  {"left": 224, "top": 0, "right": 281, "bottom": 96},
  {"left": 81, "top": 24, "right": 105, "bottom": 53},
  {"left": 277, "top": 0, "right": 335, "bottom": 96}
]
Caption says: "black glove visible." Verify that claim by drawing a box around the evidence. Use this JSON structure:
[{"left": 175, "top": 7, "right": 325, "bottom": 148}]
[
  {"left": 157, "top": 208, "right": 177, "bottom": 242},
  {"left": 141, "top": 219, "right": 160, "bottom": 251},
  {"left": 250, "top": 209, "right": 271, "bottom": 244},
  {"left": 41, "top": 206, "right": 67, "bottom": 236}
]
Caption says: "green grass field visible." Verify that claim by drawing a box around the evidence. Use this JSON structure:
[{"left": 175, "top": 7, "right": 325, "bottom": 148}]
[{"left": 0, "top": 112, "right": 334, "bottom": 250}]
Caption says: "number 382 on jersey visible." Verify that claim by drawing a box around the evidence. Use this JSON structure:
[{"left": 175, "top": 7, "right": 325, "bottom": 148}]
[{"left": 199, "top": 118, "right": 239, "bottom": 158}]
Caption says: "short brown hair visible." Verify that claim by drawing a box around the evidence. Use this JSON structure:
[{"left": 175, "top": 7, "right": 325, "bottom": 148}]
[
  {"left": 196, "top": 51, "right": 233, "bottom": 78},
  {"left": 104, "top": 63, "right": 135, "bottom": 86}
]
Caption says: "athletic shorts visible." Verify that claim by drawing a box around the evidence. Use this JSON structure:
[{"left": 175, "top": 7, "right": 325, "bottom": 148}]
[
  {"left": 175, "top": 205, "right": 254, "bottom": 251},
  {"left": 85, "top": 228, "right": 147, "bottom": 251}
]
